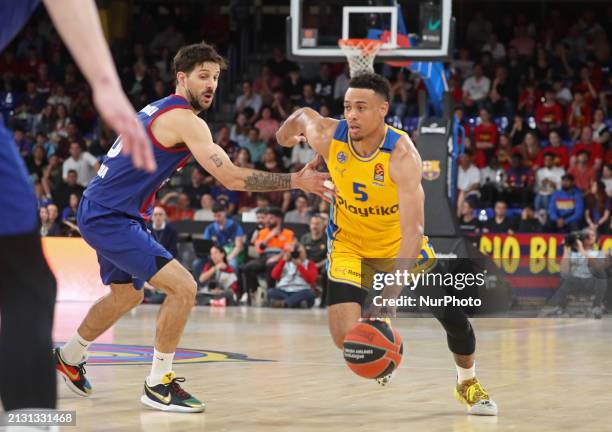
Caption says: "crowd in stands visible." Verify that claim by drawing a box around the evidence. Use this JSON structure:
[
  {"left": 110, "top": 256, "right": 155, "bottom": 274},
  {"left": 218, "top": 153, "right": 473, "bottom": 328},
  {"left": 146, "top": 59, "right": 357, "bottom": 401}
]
[{"left": 2, "top": 4, "right": 612, "bottom": 306}]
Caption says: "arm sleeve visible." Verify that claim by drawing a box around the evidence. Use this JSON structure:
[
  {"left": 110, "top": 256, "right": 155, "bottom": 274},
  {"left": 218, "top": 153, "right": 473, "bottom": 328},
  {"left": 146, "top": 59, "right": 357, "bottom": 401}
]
[
  {"left": 271, "top": 258, "right": 286, "bottom": 280},
  {"left": 296, "top": 260, "right": 318, "bottom": 285}
]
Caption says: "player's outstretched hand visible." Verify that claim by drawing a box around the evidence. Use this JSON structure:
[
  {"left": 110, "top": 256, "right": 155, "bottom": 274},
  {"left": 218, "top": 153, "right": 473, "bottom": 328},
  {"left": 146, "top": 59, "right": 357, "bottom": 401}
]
[
  {"left": 294, "top": 154, "right": 335, "bottom": 203},
  {"left": 93, "top": 84, "right": 156, "bottom": 172}
]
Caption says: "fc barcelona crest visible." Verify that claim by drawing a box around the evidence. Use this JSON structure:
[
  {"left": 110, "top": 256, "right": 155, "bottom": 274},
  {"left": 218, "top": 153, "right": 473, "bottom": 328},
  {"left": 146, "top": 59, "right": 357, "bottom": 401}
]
[
  {"left": 373, "top": 163, "right": 384, "bottom": 182},
  {"left": 422, "top": 160, "right": 441, "bottom": 181}
]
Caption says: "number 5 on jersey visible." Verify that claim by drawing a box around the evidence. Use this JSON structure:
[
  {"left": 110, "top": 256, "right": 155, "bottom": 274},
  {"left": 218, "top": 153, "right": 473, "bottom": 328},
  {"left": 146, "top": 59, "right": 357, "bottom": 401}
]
[{"left": 353, "top": 182, "right": 368, "bottom": 202}]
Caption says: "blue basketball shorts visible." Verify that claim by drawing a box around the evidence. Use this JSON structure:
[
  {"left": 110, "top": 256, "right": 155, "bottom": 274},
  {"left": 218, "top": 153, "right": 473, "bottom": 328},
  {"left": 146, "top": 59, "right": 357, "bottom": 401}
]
[
  {"left": 0, "top": 123, "right": 37, "bottom": 236},
  {"left": 77, "top": 196, "right": 173, "bottom": 288}
]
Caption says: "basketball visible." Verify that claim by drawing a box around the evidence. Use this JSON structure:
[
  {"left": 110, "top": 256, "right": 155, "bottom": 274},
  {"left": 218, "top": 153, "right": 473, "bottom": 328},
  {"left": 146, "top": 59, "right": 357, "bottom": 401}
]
[{"left": 343, "top": 320, "right": 403, "bottom": 379}]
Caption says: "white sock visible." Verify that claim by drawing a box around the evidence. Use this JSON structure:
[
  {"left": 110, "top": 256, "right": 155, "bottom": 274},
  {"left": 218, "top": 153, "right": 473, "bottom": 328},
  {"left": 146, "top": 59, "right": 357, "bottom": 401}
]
[
  {"left": 147, "top": 349, "right": 175, "bottom": 386},
  {"left": 456, "top": 362, "right": 476, "bottom": 384},
  {"left": 61, "top": 332, "right": 92, "bottom": 365}
]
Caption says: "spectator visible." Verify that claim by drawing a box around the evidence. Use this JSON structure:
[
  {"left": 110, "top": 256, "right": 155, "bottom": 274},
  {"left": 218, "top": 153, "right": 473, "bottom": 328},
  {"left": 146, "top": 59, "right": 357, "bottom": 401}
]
[
  {"left": 22, "top": 81, "right": 44, "bottom": 113},
  {"left": 32, "top": 104, "right": 56, "bottom": 136},
  {"left": 481, "top": 33, "right": 506, "bottom": 61},
  {"left": 270, "top": 90, "right": 291, "bottom": 120},
  {"left": 265, "top": 47, "right": 296, "bottom": 79},
  {"left": 159, "top": 192, "right": 195, "bottom": 222},
  {"left": 269, "top": 242, "right": 318, "bottom": 309},
  {"left": 571, "top": 126, "right": 603, "bottom": 170},
  {"left": 510, "top": 24, "right": 536, "bottom": 58},
  {"left": 552, "top": 78, "right": 573, "bottom": 107},
  {"left": 479, "top": 155, "right": 504, "bottom": 206},
  {"left": 482, "top": 200, "right": 516, "bottom": 234},
  {"left": 602, "top": 164, "right": 612, "bottom": 197},
  {"left": 194, "top": 194, "right": 215, "bottom": 222},
  {"left": 495, "top": 134, "right": 514, "bottom": 169},
  {"left": 502, "top": 153, "right": 533, "bottom": 206},
  {"left": 535, "top": 130, "right": 569, "bottom": 169},
  {"left": 203, "top": 202, "right": 246, "bottom": 270},
  {"left": 39, "top": 206, "right": 60, "bottom": 237},
  {"left": 466, "top": 11, "right": 492, "bottom": 50},
  {"left": 516, "top": 205, "right": 543, "bottom": 233},
  {"left": 458, "top": 199, "right": 481, "bottom": 235},
  {"left": 198, "top": 244, "right": 239, "bottom": 305},
  {"left": 235, "top": 80, "right": 262, "bottom": 119},
  {"left": 25, "top": 144, "right": 47, "bottom": 180},
  {"left": 253, "top": 65, "right": 279, "bottom": 105},
  {"left": 298, "top": 83, "right": 320, "bottom": 111},
  {"left": 47, "top": 84, "right": 71, "bottom": 110},
  {"left": 584, "top": 181, "right": 610, "bottom": 234},
  {"left": 567, "top": 92, "right": 592, "bottom": 140},
  {"left": 333, "top": 64, "right": 351, "bottom": 110},
  {"left": 241, "top": 207, "right": 295, "bottom": 298},
  {"left": 290, "top": 137, "right": 315, "bottom": 171},
  {"left": 452, "top": 49, "right": 473, "bottom": 81},
  {"left": 550, "top": 228, "right": 607, "bottom": 318},
  {"left": 389, "top": 70, "right": 414, "bottom": 118},
  {"left": 513, "top": 131, "right": 540, "bottom": 169},
  {"left": 300, "top": 214, "right": 327, "bottom": 275},
  {"left": 313, "top": 64, "right": 334, "bottom": 106},
  {"left": 547, "top": 174, "right": 584, "bottom": 232},
  {"left": 61, "top": 192, "right": 80, "bottom": 224},
  {"left": 13, "top": 128, "right": 32, "bottom": 158},
  {"left": 535, "top": 90, "right": 563, "bottom": 137},
  {"left": 149, "top": 25, "right": 185, "bottom": 56},
  {"left": 62, "top": 140, "right": 99, "bottom": 186},
  {"left": 285, "top": 194, "right": 310, "bottom": 224},
  {"left": 216, "top": 125, "right": 240, "bottom": 162},
  {"left": 489, "top": 66, "right": 515, "bottom": 116},
  {"left": 210, "top": 179, "right": 240, "bottom": 214},
  {"left": 284, "top": 67, "right": 304, "bottom": 103},
  {"left": 568, "top": 150, "right": 598, "bottom": 192},
  {"left": 254, "top": 106, "right": 280, "bottom": 143},
  {"left": 184, "top": 166, "right": 211, "bottom": 209},
  {"left": 456, "top": 152, "right": 481, "bottom": 217},
  {"left": 472, "top": 108, "right": 498, "bottom": 168},
  {"left": 592, "top": 108, "right": 610, "bottom": 148},
  {"left": 242, "top": 127, "right": 267, "bottom": 163},
  {"left": 53, "top": 169, "right": 84, "bottom": 211},
  {"left": 147, "top": 206, "right": 178, "bottom": 258},
  {"left": 462, "top": 64, "right": 491, "bottom": 115},
  {"left": 46, "top": 203, "right": 60, "bottom": 235},
  {"left": 230, "top": 112, "right": 250, "bottom": 148},
  {"left": 234, "top": 147, "right": 254, "bottom": 169},
  {"left": 534, "top": 152, "right": 565, "bottom": 212}
]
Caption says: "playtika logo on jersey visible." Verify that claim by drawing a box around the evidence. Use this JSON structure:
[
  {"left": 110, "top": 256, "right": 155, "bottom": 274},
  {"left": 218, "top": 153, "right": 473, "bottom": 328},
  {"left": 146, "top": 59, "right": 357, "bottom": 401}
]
[{"left": 336, "top": 196, "right": 398, "bottom": 217}]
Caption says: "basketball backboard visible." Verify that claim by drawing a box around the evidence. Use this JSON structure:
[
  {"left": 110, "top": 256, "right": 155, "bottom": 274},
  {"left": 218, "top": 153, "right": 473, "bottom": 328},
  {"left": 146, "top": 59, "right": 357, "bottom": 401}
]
[{"left": 287, "top": 0, "right": 453, "bottom": 62}]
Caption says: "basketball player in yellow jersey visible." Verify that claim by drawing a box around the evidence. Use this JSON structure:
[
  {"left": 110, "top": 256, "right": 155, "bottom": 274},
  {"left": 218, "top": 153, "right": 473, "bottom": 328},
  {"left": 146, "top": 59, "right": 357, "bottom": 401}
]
[{"left": 276, "top": 73, "right": 497, "bottom": 416}]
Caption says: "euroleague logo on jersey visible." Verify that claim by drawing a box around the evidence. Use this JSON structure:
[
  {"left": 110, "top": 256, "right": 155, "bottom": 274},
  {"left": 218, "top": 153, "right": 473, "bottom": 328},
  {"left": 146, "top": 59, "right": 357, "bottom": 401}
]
[
  {"left": 336, "top": 195, "right": 399, "bottom": 217},
  {"left": 373, "top": 163, "right": 384, "bottom": 182}
]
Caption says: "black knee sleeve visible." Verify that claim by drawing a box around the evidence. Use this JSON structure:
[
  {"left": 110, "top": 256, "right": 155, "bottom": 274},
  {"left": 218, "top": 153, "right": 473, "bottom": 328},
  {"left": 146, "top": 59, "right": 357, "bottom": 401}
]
[
  {"left": 433, "top": 306, "right": 476, "bottom": 356},
  {"left": 0, "top": 232, "right": 57, "bottom": 410}
]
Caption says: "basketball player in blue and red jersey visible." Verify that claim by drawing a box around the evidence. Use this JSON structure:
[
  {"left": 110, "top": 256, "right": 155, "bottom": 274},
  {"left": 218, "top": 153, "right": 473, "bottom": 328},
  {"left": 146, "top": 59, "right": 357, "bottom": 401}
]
[
  {"left": 0, "top": 0, "right": 154, "bottom": 421},
  {"left": 54, "top": 41, "right": 331, "bottom": 413}
]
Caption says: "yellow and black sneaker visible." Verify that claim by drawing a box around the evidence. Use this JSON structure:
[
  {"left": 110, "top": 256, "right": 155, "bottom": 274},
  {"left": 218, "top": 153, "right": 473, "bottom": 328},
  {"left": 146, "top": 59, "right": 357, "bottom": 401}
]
[
  {"left": 54, "top": 348, "right": 92, "bottom": 397},
  {"left": 454, "top": 377, "right": 498, "bottom": 416},
  {"left": 141, "top": 371, "right": 205, "bottom": 413}
]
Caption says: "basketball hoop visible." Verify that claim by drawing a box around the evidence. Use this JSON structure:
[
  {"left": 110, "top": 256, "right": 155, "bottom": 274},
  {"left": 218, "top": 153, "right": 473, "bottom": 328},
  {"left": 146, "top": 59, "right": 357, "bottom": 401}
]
[{"left": 338, "top": 39, "right": 383, "bottom": 77}]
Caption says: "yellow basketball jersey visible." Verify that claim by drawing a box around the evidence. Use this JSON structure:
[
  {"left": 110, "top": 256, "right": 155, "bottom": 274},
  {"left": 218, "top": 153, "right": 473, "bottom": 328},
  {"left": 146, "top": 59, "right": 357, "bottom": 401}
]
[{"left": 327, "top": 120, "right": 405, "bottom": 258}]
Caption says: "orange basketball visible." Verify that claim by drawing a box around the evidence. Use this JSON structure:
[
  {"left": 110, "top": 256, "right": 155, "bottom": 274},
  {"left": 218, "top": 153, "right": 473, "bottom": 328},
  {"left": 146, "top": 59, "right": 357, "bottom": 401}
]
[{"left": 343, "top": 320, "right": 403, "bottom": 379}]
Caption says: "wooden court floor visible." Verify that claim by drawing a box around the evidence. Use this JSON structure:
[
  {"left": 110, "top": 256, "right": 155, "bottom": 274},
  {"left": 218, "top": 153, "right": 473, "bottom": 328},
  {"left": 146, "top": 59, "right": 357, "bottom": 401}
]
[{"left": 52, "top": 303, "right": 612, "bottom": 432}]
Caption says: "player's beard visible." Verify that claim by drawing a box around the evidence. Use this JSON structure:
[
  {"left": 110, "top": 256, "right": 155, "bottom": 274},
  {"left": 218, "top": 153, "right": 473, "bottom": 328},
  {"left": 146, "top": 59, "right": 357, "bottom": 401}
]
[{"left": 185, "top": 86, "right": 212, "bottom": 112}]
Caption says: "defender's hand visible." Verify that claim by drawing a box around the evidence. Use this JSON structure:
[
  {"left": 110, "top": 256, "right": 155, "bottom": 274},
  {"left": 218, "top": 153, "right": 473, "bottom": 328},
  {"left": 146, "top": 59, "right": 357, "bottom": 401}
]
[
  {"left": 93, "top": 83, "right": 156, "bottom": 172},
  {"left": 279, "top": 135, "right": 307, "bottom": 148}
]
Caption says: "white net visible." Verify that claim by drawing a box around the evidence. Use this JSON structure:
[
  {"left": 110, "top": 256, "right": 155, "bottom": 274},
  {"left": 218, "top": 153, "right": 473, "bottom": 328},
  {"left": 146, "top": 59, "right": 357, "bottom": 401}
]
[{"left": 338, "top": 39, "right": 383, "bottom": 77}]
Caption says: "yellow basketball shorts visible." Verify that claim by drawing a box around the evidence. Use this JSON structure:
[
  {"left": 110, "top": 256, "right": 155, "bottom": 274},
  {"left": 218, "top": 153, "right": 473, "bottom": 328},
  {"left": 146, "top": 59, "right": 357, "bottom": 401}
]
[{"left": 327, "top": 236, "right": 437, "bottom": 290}]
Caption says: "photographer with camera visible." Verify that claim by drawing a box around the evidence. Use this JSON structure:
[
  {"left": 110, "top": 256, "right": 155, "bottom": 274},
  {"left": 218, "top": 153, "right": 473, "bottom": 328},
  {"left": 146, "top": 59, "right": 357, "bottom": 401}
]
[
  {"left": 550, "top": 228, "right": 608, "bottom": 318},
  {"left": 269, "top": 242, "right": 318, "bottom": 308}
]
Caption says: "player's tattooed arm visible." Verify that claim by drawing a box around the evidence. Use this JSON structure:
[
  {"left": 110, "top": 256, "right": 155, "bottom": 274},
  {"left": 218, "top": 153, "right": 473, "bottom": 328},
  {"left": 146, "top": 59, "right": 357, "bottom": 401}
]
[
  {"left": 243, "top": 171, "right": 292, "bottom": 190},
  {"left": 210, "top": 153, "right": 223, "bottom": 168}
]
